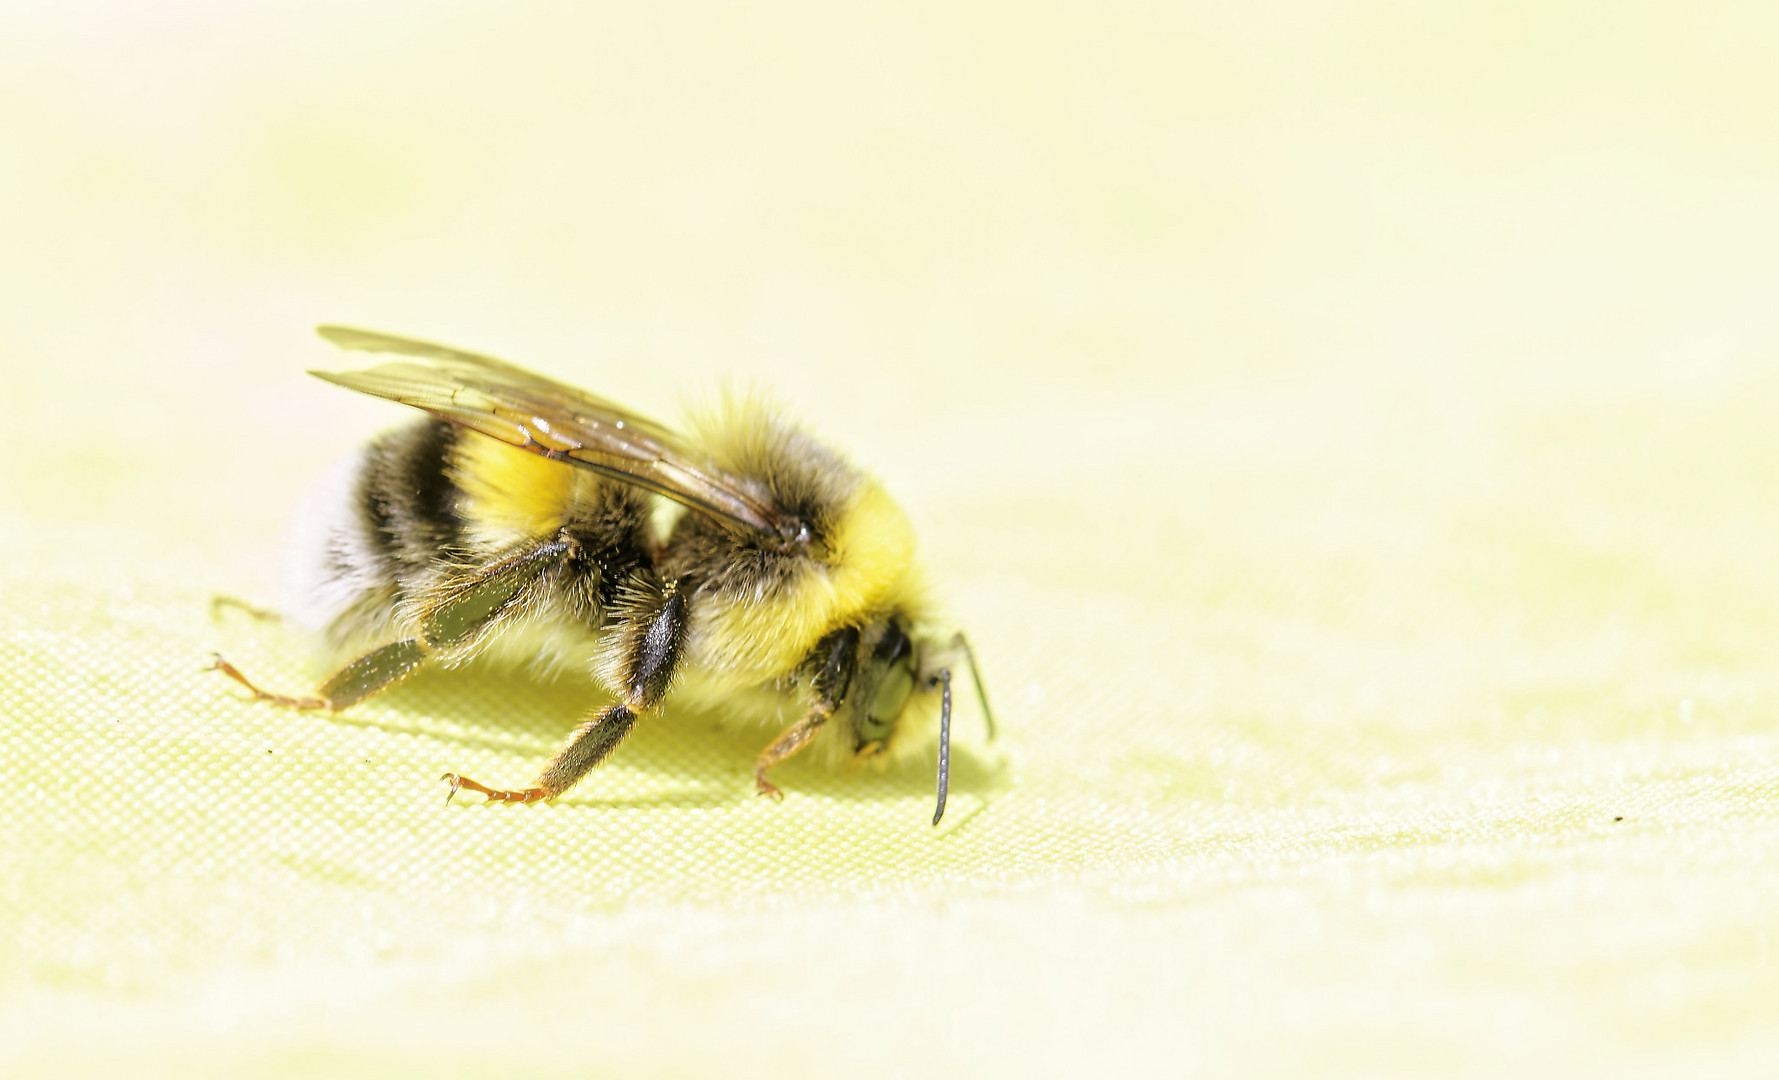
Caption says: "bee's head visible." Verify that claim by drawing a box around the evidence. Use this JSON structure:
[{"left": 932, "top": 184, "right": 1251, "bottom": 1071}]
[
  {"left": 847, "top": 619, "right": 994, "bottom": 826},
  {"left": 848, "top": 618, "right": 921, "bottom": 758}
]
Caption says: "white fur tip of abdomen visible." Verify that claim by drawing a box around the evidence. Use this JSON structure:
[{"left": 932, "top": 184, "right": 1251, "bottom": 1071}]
[{"left": 279, "top": 446, "right": 383, "bottom": 634}]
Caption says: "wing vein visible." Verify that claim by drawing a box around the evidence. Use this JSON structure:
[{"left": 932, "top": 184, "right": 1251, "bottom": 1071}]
[{"left": 311, "top": 327, "right": 789, "bottom": 537}]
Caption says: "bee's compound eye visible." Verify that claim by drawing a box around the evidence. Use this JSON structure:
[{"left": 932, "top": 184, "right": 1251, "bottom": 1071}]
[
  {"left": 863, "top": 662, "right": 915, "bottom": 741},
  {"left": 853, "top": 619, "right": 916, "bottom": 750},
  {"left": 855, "top": 713, "right": 894, "bottom": 746}
]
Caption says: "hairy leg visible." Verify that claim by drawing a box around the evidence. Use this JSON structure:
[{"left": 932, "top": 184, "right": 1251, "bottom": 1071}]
[
  {"left": 214, "top": 539, "right": 571, "bottom": 712},
  {"left": 442, "top": 580, "right": 686, "bottom": 805}
]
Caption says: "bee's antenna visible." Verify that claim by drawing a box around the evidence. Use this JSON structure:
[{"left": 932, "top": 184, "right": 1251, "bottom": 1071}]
[
  {"left": 931, "top": 668, "right": 952, "bottom": 826},
  {"left": 952, "top": 632, "right": 995, "bottom": 740}
]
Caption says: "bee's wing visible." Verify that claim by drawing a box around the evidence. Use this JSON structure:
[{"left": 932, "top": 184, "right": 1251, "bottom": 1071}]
[{"left": 311, "top": 326, "right": 792, "bottom": 537}]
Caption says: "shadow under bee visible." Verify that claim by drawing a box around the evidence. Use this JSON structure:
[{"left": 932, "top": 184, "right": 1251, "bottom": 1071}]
[{"left": 306, "top": 663, "right": 1006, "bottom": 816}]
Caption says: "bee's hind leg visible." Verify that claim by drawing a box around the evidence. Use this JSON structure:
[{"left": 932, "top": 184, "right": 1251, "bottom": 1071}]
[
  {"left": 213, "top": 638, "right": 429, "bottom": 712},
  {"left": 216, "top": 539, "right": 573, "bottom": 716},
  {"left": 209, "top": 594, "right": 285, "bottom": 625},
  {"left": 211, "top": 653, "right": 331, "bottom": 710}
]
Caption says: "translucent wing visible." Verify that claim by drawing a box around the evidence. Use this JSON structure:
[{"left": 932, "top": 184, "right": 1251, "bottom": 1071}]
[{"left": 311, "top": 326, "right": 795, "bottom": 538}]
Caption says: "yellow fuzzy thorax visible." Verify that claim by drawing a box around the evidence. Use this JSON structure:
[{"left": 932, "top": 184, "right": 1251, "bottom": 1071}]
[
  {"left": 451, "top": 435, "right": 580, "bottom": 544},
  {"left": 690, "top": 480, "right": 921, "bottom": 685},
  {"left": 448, "top": 423, "right": 927, "bottom": 691}
]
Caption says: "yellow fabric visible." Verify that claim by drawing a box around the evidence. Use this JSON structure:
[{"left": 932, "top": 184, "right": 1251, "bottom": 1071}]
[{"left": 5, "top": 2, "right": 1779, "bottom": 1076}]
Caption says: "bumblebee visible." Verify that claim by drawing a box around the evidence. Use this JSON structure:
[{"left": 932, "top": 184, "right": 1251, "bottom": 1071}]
[{"left": 215, "top": 327, "right": 992, "bottom": 824}]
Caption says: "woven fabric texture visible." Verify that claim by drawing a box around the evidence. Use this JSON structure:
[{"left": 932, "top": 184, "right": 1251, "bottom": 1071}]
[{"left": 5, "top": 3, "right": 1779, "bottom": 1077}]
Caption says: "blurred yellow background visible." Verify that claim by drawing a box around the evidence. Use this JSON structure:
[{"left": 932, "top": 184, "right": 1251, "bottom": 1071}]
[{"left": 5, "top": 1, "right": 1779, "bottom": 1076}]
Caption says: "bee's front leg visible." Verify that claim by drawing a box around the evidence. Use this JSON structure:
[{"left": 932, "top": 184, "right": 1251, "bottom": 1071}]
[
  {"left": 753, "top": 626, "right": 859, "bottom": 801},
  {"left": 752, "top": 709, "right": 827, "bottom": 802},
  {"left": 444, "top": 579, "right": 689, "bottom": 805}
]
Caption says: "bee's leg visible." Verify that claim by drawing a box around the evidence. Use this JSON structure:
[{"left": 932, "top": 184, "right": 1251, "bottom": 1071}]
[
  {"left": 443, "top": 579, "right": 689, "bottom": 805},
  {"left": 752, "top": 709, "right": 829, "bottom": 802},
  {"left": 214, "top": 540, "right": 572, "bottom": 712},
  {"left": 211, "top": 654, "right": 332, "bottom": 709},
  {"left": 753, "top": 627, "right": 859, "bottom": 801},
  {"left": 209, "top": 594, "right": 283, "bottom": 624},
  {"left": 444, "top": 701, "right": 639, "bottom": 805}
]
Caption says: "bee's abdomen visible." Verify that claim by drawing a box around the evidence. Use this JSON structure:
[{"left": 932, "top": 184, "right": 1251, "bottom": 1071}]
[
  {"left": 358, "top": 418, "right": 465, "bottom": 575},
  {"left": 283, "top": 419, "right": 465, "bottom": 643},
  {"left": 286, "top": 419, "right": 655, "bottom": 652}
]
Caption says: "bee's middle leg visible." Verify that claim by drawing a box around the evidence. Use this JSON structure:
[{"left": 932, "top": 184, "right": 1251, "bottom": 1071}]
[{"left": 444, "top": 580, "right": 688, "bottom": 805}]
